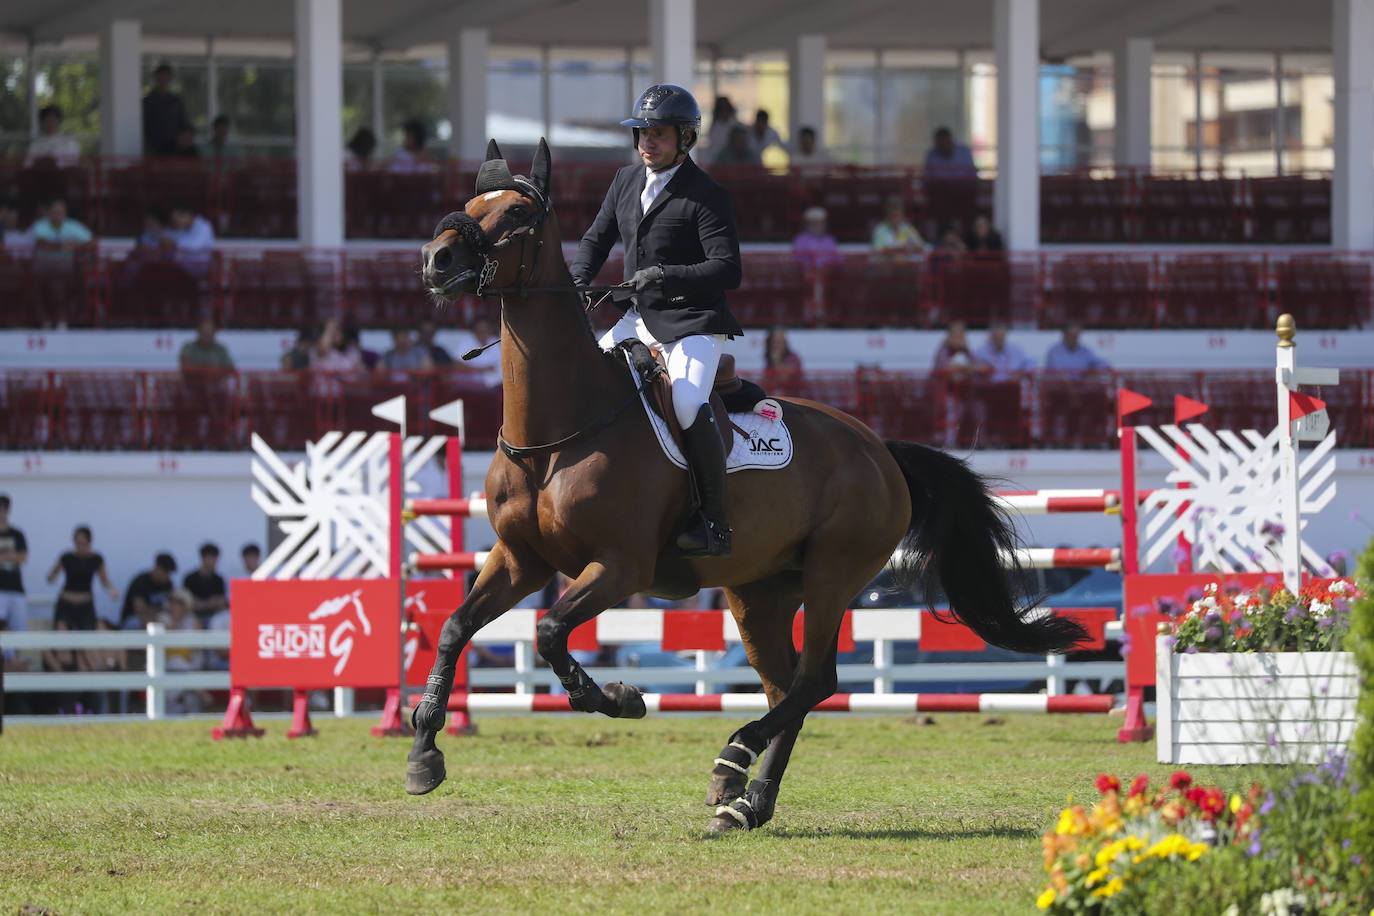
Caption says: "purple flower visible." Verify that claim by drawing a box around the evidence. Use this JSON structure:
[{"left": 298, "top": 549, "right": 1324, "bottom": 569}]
[
  {"left": 1317, "top": 617, "right": 1334, "bottom": 629},
  {"left": 1260, "top": 520, "right": 1286, "bottom": 539},
  {"left": 1351, "top": 509, "right": 1363, "bottom": 522},
  {"left": 1247, "top": 837, "right": 1263, "bottom": 857},
  {"left": 1246, "top": 550, "right": 1263, "bottom": 564},
  {"left": 1185, "top": 586, "right": 1204, "bottom": 603},
  {"left": 1186, "top": 645, "right": 1198, "bottom": 655},
  {"left": 1284, "top": 606, "right": 1303, "bottom": 623},
  {"left": 1354, "top": 855, "right": 1364, "bottom": 866},
  {"left": 1171, "top": 544, "right": 1191, "bottom": 565},
  {"left": 1121, "top": 632, "right": 1133, "bottom": 655},
  {"left": 1204, "top": 610, "right": 1221, "bottom": 624},
  {"left": 1130, "top": 603, "right": 1151, "bottom": 619},
  {"left": 1164, "top": 635, "right": 1177, "bottom": 648},
  {"left": 1259, "top": 794, "right": 1275, "bottom": 815},
  {"left": 1343, "top": 839, "right": 1351, "bottom": 850},
  {"left": 1158, "top": 597, "right": 1181, "bottom": 617},
  {"left": 1267, "top": 731, "right": 1278, "bottom": 747},
  {"left": 1204, "top": 626, "right": 1222, "bottom": 641},
  {"left": 1333, "top": 598, "right": 1350, "bottom": 614},
  {"left": 1223, "top": 583, "right": 1242, "bottom": 596}
]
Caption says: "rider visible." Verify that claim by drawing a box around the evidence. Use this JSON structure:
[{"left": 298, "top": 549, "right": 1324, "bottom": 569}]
[{"left": 571, "top": 84, "right": 744, "bottom": 559}]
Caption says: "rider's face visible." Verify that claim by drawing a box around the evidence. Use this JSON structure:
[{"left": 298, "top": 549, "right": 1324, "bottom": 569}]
[{"left": 638, "top": 126, "right": 680, "bottom": 171}]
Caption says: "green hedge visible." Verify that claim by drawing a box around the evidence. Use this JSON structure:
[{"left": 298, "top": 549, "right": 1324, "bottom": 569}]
[{"left": 1351, "top": 537, "right": 1374, "bottom": 897}]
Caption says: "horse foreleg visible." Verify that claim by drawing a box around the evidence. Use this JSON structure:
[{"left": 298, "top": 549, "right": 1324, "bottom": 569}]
[
  {"left": 534, "top": 558, "right": 643, "bottom": 718},
  {"left": 406, "top": 542, "right": 550, "bottom": 795}
]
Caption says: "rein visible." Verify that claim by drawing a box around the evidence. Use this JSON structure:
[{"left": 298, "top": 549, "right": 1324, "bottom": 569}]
[{"left": 497, "top": 370, "right": 649, "bottom": 461}]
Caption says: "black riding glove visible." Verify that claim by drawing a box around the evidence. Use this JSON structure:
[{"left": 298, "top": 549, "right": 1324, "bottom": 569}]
[
  {"left": 572, "top": 275, "right": 588, "bottom": 289},
  {"left": 631, "top": 266, "right": 664, "bottom": 293}
]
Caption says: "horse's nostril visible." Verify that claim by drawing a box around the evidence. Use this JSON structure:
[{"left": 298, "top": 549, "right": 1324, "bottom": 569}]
[{"left": 432, "top": 247, "right": 453, "bottom": 273}]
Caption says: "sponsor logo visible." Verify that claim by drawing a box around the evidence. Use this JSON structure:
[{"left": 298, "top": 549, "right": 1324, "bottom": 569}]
[
  {"left": 257, "top": 589, "right": 373, "bottom": 678},
  {"left": 747, "top": 434, "right": 785, "bottom": 454}
]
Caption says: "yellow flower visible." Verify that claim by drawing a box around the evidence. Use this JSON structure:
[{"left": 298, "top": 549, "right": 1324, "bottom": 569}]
[
  {"left": 1085, "top": 865, "right": 1110, "bottom": 887},
  {"left": 1095, "top": 839, "right": 1127, "bottom": 867},
  {"left": 1036, "top": 887, "right": 1056, "bottom": 910},
  {"left": 1090, "top": 877, "right": 1126, "bottom": 898}
]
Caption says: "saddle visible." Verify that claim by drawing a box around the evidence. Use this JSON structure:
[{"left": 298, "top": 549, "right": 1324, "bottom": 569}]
[{"left": 618, "top": 341, "right": 768, "bottom": 456}]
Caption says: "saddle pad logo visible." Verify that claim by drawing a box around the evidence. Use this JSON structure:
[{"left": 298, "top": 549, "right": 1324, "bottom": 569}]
[{"left": 746, "top": 433, "right": 786, "bottom": 454}]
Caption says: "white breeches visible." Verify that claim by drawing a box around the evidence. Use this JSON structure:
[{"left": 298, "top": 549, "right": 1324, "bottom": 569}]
[{"left": 599, "top": 309, "right": 725, "bottom": 428}]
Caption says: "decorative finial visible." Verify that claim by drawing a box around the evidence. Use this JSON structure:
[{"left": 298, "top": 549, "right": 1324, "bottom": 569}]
[
  {"left": 1156, "top": 622, "right": 1172, "bottom": 635},
  {"left": 1276, "top": 313, "right": 1296, "bottom": 348}
]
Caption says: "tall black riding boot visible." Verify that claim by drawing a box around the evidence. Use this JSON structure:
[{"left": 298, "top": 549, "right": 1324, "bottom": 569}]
[{"left": 676, "top": 404, "right": 733, "bottom": 558}]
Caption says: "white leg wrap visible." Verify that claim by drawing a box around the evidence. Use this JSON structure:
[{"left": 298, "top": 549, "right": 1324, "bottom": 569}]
[
  {"left": 713, "top": 757, "right": 749, "bottom": 776},
  {"left": 714, "top": 804, "right": 750, "bottom": 828},
  {"left": 728, "top": 741, "right": 759, "bottom": 766}
]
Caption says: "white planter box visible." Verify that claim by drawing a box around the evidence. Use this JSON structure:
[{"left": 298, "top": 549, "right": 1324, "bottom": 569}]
[{"left": 1156, "top": 636, "right": 1359, "bottom": 765}]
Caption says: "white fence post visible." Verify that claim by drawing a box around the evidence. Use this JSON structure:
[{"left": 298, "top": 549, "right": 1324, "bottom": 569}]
[
  {"left": 872, "top": 638, "right": 892, "bottom": 694},
  {"left": 694, "top": 650, "right": 709, "bottom": 696},
  {"left": 513, "top": 640, "right": 532, "bottom": 695},
  {"left": 1046, "top": 652, "right": 1064, "bottom": 696},
  {"left": 145, "top": 622, "right": 166, "bottom": 721}
]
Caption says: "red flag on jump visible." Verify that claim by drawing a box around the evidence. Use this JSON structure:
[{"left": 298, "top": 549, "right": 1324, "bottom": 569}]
[
  {"left": 1288, "top": 391, "right": 1326, "bottom": 421},
  {"left": 1117, "top": 388, "right": 1152, "bottom": 427},
  {"left": 1174, "top": 395, "right": 1209, "bottom": 423}
]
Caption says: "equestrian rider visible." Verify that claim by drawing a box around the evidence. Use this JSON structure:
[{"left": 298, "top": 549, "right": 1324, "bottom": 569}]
[{"left": 570, "top": 84, "right": 744, "bottom": 559}]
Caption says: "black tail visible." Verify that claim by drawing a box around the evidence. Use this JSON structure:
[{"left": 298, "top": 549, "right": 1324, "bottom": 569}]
[{"left": 884, "top": 440, "right": 1088, "bottom": 654}]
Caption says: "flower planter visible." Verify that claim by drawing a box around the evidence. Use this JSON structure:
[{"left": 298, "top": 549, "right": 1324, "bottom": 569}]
[{"left": 1155, "top": 636, "right": 1358, "bottom": 765}]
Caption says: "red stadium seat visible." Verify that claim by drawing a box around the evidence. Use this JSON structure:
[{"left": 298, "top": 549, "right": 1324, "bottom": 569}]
[
  {"left": 818, "top": 256, "right": 923, "bottom": 327},
  {"left": 343, "top": 251, "right": 449, "bottom": 329},
  {"left": 100, "top": 160, "right": 213, "bottom": 237},
  {"left": 1141, "top": 176, "right": 1243, "bottom": 243},
  {"left": 919, "top": 177, "right": 980, "bottom": 238},
  {"left": 336, "top": 375, "right": 424, "bottom": 434},
  {"left": 225, "top": 250, "right": 341, "bottom": 329},
  {"left": 945, "top": 378, "right": 1028, "bottom": 449},
  {"left": 730, "top": 253, "right": 811, "bottom": 327},
  {"left": 426, "top": 370, "right": 503, "bottom": 449},
  {"left": 1114, "top": 371, "right": 1204, "bottom": 429},
  {"left": 0, "top": 370, "right": 55, "bottom": 449},
  {"left": 145, "top": 370, "right": 241, "bottom": 450},
  {"left": 1199, "top": 371, "right": 1277, "bottom": 434},
  {"left": 1249, "top": 176, "right": 1331, "bottom": 244},
  {"left": 765, "top": 369, "right": 862, "bottom": 416},
  {"left": 712, "top": 167, "right": 801, "bottom": 242},
  {"left": 223, "top": 162, "right": 297, "bottom": 238},
  {"left": 933, "top": 255, "right": 1037, "bottom": 328},
  {"left": 0, "top": 162, "right": 96, "bottom": 230},
  {"left": 344, "top": 171, "right": 447, "bottom": 240},
  {"left": 0, "top": 254, "right": 44, "bottom": 327},
  {"left": 239, "top": 371, "right": 332, "bottom": 448},
  {"left": 1160, "top": 255, "right": 1266, "bottom": 328},
  {"left": 1035, "top": 373, "right": 1116, "bottom": 448},
  {"left": 859, "top": 369, "right": 944, "bottom": 442},
  {"left": 1045, "top": 255, "right": 1157, "bottom": 329},
  {"left": 800, "top": 168, "right": 912, "bottom": 243},
  {"left": 1040, "top": 173, "right": 1137, "bottom": 243},
  {"left": 1272, "top": 256, "right": 1372, "bottom": 329},
  {"left": 103, "top": 256, "right": 215, "bottom": 328},
  {"left": 53, "top": 371, "right": 146, "bottom": 450}
]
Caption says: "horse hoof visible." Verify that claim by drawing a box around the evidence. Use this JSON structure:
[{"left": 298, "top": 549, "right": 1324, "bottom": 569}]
[
  {"left": 405, "top": 749, "right": 447, "bottom": 795},
  {"left": 706, "top": 810, "right": 749, "bottom": 833},
  {"left": 706, "top": 769, "right": 746, "bottom": 807},
  {"left": 604, "top": 681, "right": 646, "bottom": 719}
]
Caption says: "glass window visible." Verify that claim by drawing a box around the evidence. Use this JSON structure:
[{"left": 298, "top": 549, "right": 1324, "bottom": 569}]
[
  {"left": 966, "top": 59, "right": 997, "bottom": 173},
  {"left": 381, "top": 60, "right": 447, "bottom": 158},
  {"left": 216, "top": 58, "right": 296, "bottom": 156},
  {"left": 826, "top": 51, "right": 877, "bottom": 165},
  {"left": 489, "top": 46, "right": 544, "bottom": 148},
  {"left": 548, "top": 49, "right": 630, "bottom": 151},
  {"left": 1151, "top": 57, "right": 1194, "bottom": 172},
  {"left": 0, "top": 54, "right": 30, "bottom": 157},
  {"left": 342, "top": 63, "right": 375, "bottom": 152},
  {"left": 1040, "top": 61, "right": 1113, "bottom": 171},
  {"left": 32, "top": 54, "right": 101, "bottom": 154},
  {"left": 880, "top": 64, "right": 960, "bottom": 166},
  {"left": 1280, "top": 54, "right": 1332, "bottom": 173}
]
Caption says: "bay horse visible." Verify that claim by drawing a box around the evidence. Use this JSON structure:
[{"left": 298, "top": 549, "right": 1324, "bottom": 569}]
[{"left": 408, "top": 139, "right": 1086, "bottom": 832}]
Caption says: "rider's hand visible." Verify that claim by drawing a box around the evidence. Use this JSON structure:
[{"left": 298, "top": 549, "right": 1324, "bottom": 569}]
[
  {"left": 572, "top": 275, "right": 588, "bottom": 289},
  {"left": 631, "top": 266, "right": 664, "bottom": 292}
]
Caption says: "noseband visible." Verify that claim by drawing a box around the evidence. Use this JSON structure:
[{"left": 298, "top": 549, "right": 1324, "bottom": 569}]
[{"left": 434, "top": 181, "right": 549, "bottom": 298}]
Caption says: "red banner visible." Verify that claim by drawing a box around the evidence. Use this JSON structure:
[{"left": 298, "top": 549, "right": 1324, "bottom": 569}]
[
  {"left": 402, "top": 579, "right": 468, "bottom": 687},
  {"left": 230, "top": 579, "right": 401, "bottom": 689}
]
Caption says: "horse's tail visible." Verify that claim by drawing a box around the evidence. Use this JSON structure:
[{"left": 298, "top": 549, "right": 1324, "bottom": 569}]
[{"left": 884, "top": 440, "right": 1088, "bottom": 654}]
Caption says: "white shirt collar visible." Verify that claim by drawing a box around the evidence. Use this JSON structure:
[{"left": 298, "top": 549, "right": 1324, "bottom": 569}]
[{"left": 645, "top": 160, "right": 684, "bottom": 186}]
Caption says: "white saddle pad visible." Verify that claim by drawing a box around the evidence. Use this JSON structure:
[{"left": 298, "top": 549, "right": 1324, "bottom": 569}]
[{"left": 627, "top": 363, "right": 793, "bottom": 474}]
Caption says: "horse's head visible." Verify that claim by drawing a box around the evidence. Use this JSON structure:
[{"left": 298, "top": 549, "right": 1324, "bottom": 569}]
[{"left": 422, "top": 137, "right": 553, "bottom": 300}]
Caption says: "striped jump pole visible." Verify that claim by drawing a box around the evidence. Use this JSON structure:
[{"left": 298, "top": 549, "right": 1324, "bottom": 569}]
[
  {"left": 422, "top": 692, "right": 1114, "bottom": 715},
  {"left": 406, "top": 497, "right": 489, "bottom": 521}
]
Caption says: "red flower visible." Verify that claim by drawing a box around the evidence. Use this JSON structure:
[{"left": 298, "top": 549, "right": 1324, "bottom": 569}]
[
  {"left": 1185, "top": 786, "right": 1206, "bottom": 806},
  {"left": 1128, "top": 774, "right": 1149, "bottom": 798},
  {"left": 1197, "top": 788, "right": 1226, "bottom": 821},
  {"left": 1095, "top": 774, "right": 1121, "bottom": 795},
  {"left": 1169, "top": 771, "right": 1192, "bottom": 791}
]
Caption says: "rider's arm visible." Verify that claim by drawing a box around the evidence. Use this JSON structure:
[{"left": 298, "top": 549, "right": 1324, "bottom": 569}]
[
  {"left": 660, "top": 183, "right": 742, "bottom": 296},
  {"left": 569, "top": 170, "right": 625, "bottom": 286}
]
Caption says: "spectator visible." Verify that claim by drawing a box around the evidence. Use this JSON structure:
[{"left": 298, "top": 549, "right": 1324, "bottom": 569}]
[
  {"left": 932, "top": 320, "right": 986, "bottom": 378},
  {"left": 281, "top": 325, "right": 317, "bottom": 370},
  {"left": 32, "top": 197, "right": 93, "bottom": 260},
  {"left": 310, "top": 317, "right": 363, "bottom": 372},
  {"left": 172, "top": 125, "right": 200, "bottom": 158},
  {"left": 345, "top": 127, "right": 378, "bottom": 170},
  {"left": 417, "top": 318, "right": 453, "bottom": 367},
  {"left": 31, "top": 198, "right": 94, "bottom": 316},
  {"left": 25, "top": 105, "right": 82, "bottom": 166},
  {"left": 975, "top": 322, "right": 1036, "bottom": 382},
  {"left": 183, "top": 542, "right": 228, "bottom": 629},
  {"left": 143, "top": 62, "right": 189, "bottom": 157},
  {"left": 714, "top": 125, "right": 762, "bottom": 166},
  {"left": 380, "top": 326, "right": 434, "bottom": 372},
  {"left": 748, "top": 109, "right": 784, "bottom": 158},
  {"left": 870, "top": 196, "right": 925, "bottom": 257},
  {"left": 167, "top": 202, "right": 215, "bottom": 278},
  {"left": 963, "top": 213, "right": 1005, "bottom": 253},
  {"left": 791, "top": 206, "right": 841, "bottom": 271},
  {"left": 764, "top": 326, "right": 802, "bottom": 373},
  {"left": 180, "top": 318, "right": 235, "bottom": 370},
  {"left": 240, "top": 542, "right": 262, "bottom": 576},
  {"left": 342, "top": 322, "right": 378, "bottom": 370},
  {"left": 790, "top": 125, "right": 829, "bottom": 167},
  {"left": 391, "top": 119, "right": 436, "bottom": 173},
  {"left": 1044, "top": 322, "right": 1110, "bottom": 377},
  {"left": 463, "top": 315, "right": 502, "bottom": 386},
  {"left": 706, "top": 96, "right": 740, "bottom": 152},
  {"left": 162, "top": 589, "right": 209, "bottom": 713},
  {"left": 208, "top": 114, "right": 239, "bottom": 161},
  {"left": 135, "top": 207, "right": 169, "bottom": 254},
  {"left": 0, "top": 196, "right": 33, "bottom": 252},
  {"left": 43, "top": 525, "right": 118, "bottom": 674},
  {"left": 928, "top": 224, "right": 967, "bottom": 284},
  {"left": 0, "top": 495, "right": 29, "bottom": 667},
  {"left": 120, "top": 552, "right": 177, "bottom": 630},
  {"left": 924, "top": 126, "right": 977, "bottom": 178}
]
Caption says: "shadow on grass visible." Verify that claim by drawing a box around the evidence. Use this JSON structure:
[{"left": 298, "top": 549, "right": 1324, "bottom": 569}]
[{"left": 742, "top": 825, "right": 1040, "bottom": 841}]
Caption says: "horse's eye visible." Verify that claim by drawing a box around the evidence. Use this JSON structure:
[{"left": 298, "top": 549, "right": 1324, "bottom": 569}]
[{"left": 509, "top": 206, "right": 526, "bottom": 216}]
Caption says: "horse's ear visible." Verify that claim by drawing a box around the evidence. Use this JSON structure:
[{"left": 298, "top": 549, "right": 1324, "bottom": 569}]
[
  {"left": 531, "top": 138, "right": 551, "bottom": 197},
  {"left": 485, "top": 139, "right": 503, "bottom": 162}
]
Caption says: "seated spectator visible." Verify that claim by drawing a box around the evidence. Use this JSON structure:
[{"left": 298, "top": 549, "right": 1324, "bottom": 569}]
[
  {"left": 714, "top": 125, "right": 762, "bottom": 166},
  {"left": 871, "top": 196, "right": 925, "bottom": 258},
  {"left": 32, "top": 197, "right": 93, "bottom": 267},
  {"left": 932, "top": 320, "right": 987, "bottom": 379},
  {"left": 390, "top": 119, "right": 437, "bottom": 173},
  {"left": 143, "top": 62, "right": 189, "bottom": 157},
  {"left": 281, "top": 325, "right": 317, "bottom": 370},
  {"left": 167, "top": 202, "right": 215, "bottom": 278},
  {"left": 748, "top": 109, "right": 785, "bottom": 158},
  {"left": 928, "top": 224, "right": 967, "bottom": 282},
  {"left": 25, "top": 105, "right": 82, "bottom": 166},
  {"left": 241, "top": 542, "right": 262, "bottom": 576},
  {"left": 463, "top": 316, "right": 502, "bottom": 386},
  {"left": 208, "top": 114, "right": 239, "bottom": 161},
  {"left": 380, "top": 326, "right": 434, "bottom": 372},
  {"left": 135, "top": 207, "right": 169, "bottom": 254},
  {"left": 790, "top": 125, "right": 829, "bottom": 168},
  {"left": 343, "top": 322, "right": 378, "bottom": 370},
  {"left": 162, "top": 589, "right": 211, "bottom": 712},
  {"left": 963, "top": 213, "right": 1004, "bottom": 253},
  {"left": 1044, "top": 322, "right": 1110, "bottom": 377},
  {"left": 121, "top": 552, "right": 177, "bottom": 630},
  {"left": 792, "top": 206, "right": 840, "bottom": 271},
  {"left": 924, "top": 126, "right": 977, "bottom": 178},
  {"left": 764, "top": 326, "right": 802, "bottom": 374},
  {"left": 345, "top": 127, "right": 378, "bottom": 170},
  {"left": 310, "top": 317, "right": 363, "bottom": 373},
  {"left": 975, "top": 322, "right": 1035, "bottom": 382},
  {"left": 418, "top": 318, "right": 453, "bottom": 367},
  {"left": 184, "top": 541, "right": 228, "bottom": 629},
  {"left": 0, "top": 196, "right": 33, "bottom": 252},
  {"left": 180, "top": 318, "right": 235, "bottom": 370},
  {"left": 44, "top": 525, "right": 119, "bottom": 675}
]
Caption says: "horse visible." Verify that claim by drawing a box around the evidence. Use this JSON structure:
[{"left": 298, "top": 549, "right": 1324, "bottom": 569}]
[{"left": 408, "top": 138, "right": 1087, "bottom": 832}]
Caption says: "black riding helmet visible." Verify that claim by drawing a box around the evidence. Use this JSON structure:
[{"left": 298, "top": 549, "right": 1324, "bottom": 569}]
[{"left": 622, "top": 84, "right": 701, "bottom": 158}]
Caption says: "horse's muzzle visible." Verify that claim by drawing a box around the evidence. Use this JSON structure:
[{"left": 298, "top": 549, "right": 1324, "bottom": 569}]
[{"left": 422, "top": 237, "right": 478, "bottom": 299}]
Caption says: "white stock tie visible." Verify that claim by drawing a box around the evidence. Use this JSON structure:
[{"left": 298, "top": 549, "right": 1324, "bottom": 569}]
[{"left": 641, "top": 172, "right": 666, "bottom": 214}]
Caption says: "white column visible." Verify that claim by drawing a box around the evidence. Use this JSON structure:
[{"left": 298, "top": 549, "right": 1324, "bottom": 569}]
[
  {"left": 789, "top": 34, "right": 827, "bottom": 148},
  {"left": 1332, "top": 0, "right": 1374, "bottom": 250},
  {"left": 447, "top": 29, "right": 489, "bottom": 163},
  {"left": 294, "top": 0, "right": 344, "bottom": 247},
  {"left": 994, "top": 0, "right": 1039, "bottom": 249},
  {"left": 648, "top": 0, "right": 695, "bottom": 89},
  {"left": 1113, "top": 37, "right": 1152, "bottom": 168},
  {"left": 99, "top": 19, "right": 142, "bottom": 156}
]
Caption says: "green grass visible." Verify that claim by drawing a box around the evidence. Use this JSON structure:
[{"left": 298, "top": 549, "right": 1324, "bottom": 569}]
[{"left": 0, "top": 713, "right": 1219, "bottom": 915}]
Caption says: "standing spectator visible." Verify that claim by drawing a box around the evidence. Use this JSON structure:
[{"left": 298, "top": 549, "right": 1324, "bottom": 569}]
[
  {"left": 25, "top": 105, "right": 82, "bottom": 166},
  {"left": 390, "top": 119, "right": 436, "bottom": 173},
  {"left": 706, "top": 96, "right": 740, "bottom": 152},
  {"left": 281, "top": 326, "right": 317, "bottom": 370},
  {"left": 380, "top": 326, "right": 434, "bottom": 372},
  {"left": 748, "top": 109, "right": 784, "bottom": 158},
  {"left": 870, "top": 196, "right": 925, "bottom": 257},
  {"left": 0, "top": 495, "right": 29, "bottom": 665},
  {"left": 1044, "top": 322, "right": 1110, "bottom": 377},
  {"left": 143, "top": 62, "right": 189, "bottom": 157},
  {"left": 121, "top": 552, "right": 177, "bottom": 630},
  {"left": 714, "top": 125, "right": 762, "bottom": 166},
  {"left": 417, "top": 318, "right": 453, "bottom": 367},
  {"left": 167, "top": 202, "right": 215, "bottom": 278},
  {"left": 764, "top": 326, "right": 803, "bottom": 374},
  {"left": 1, "top": 196, "right": 34, "bottom": 252},
  {"left": 310, "top": 317, "right": 363, "bottom": 373},
  {"left": 975, "top": 322, "right": 1036, "bottom": 381},
  {"left": 180, "top": 318, "right": 235, "bottom": 370},
  {"left": 183, "top": 542, "right": 227, "bottom": 629},
  {"left": 790, "top": 126, "right": 829, "bottom": 168},
  {"left": 463, "top": 315, "right": 502, "bottom": 386},
  {"left": 791, "top": 206, "right": 841, "bottom": 271},
  {"left": 963, "top": 213, "right": 1005, "bottom": 253},
  {"left": 345, "top": 127, "right": 377, "bottom": 170},
  {"left": 43, "top": 525, "right": 118, "bottom": 674},
  {"left": 240, "top": 543, "right": 262, "bottom": 576},
  {"left": 924, "top": 126, "right": 977, "bottom": 178}
]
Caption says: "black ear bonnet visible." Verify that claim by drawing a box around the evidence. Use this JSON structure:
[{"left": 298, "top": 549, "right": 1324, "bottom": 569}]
[{"left": 433, "top": 138, "right": 553, "bottom": 241}]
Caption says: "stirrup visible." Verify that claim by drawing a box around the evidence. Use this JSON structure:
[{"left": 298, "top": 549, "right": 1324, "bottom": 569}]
[{"left": 677, "top": 516, "right": 733, "bottom": 558}]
